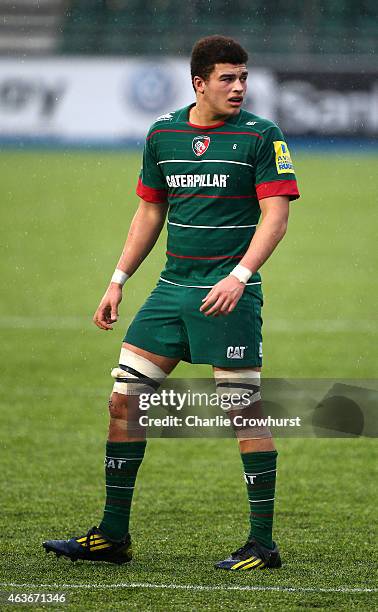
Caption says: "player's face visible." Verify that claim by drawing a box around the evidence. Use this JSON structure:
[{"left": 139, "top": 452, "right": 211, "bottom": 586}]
[{"left": 199, "top": 63, "right": 248, "bottom": 118}]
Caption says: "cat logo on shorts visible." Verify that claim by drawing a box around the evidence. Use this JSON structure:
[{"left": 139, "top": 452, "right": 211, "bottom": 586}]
[
  {"left": 192, "top": 135, "right": 210, "bottom": 157},
  {"left": 227, "top": 346, "right": 246, "bottom": 359}
]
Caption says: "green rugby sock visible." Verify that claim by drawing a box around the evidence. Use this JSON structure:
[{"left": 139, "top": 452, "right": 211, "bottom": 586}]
[
  {"left": 241, "top": 450, "right": 278, "bottom": 549},
  {"left": 99, "top": 440, "right": 146, "bottom": 542}
]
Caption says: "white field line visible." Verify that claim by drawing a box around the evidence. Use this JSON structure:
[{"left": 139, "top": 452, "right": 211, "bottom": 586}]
[
  {"left": 268, "top": 319, "right": 377, "bottom": 333},
  {"left": 0, "top": 386, "right": 108, "bottom": 397},
  {"left": 0, "top": 316, "right": 94, "bottom": 330},
  {"left": 0, "top": 582, "right": 376, "bottom": 594},
  {"left": 0, "top": 316, "right": 376, "bottom": 333}
]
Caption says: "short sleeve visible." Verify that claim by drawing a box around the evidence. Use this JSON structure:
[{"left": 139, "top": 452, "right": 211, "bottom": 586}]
[
  {"left": 136, "top": 134, "right": 168, "bottom": 203},
  {"left": 254, "top": 125, "right": 300, "bottom": 201}
]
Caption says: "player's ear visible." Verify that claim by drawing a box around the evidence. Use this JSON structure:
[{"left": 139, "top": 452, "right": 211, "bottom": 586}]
[{"left": 193, "top": 75, "right": 205, "bottom": 94}]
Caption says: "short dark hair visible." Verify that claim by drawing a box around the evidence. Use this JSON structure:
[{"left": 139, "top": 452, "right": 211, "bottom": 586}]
[{"left": 190, "top": 35, "right": 248, "bottom": 87}]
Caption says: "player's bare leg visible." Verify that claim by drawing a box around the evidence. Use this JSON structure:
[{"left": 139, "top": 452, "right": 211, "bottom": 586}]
[
  {"left": 108, "top": 342, "right": 179, "bottom": 442},
  {"left": 213, "top": 366, "right": 281, "bottom": 570}
]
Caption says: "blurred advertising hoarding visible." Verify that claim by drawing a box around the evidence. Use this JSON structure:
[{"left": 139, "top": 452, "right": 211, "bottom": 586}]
[{"left": 0, "top": 58, "right": 376, "bottom": 143}]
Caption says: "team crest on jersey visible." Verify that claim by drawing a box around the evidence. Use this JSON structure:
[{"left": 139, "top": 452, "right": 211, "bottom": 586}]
[{"left": 192, "top": 136, "right": 210, "bottom": 157}]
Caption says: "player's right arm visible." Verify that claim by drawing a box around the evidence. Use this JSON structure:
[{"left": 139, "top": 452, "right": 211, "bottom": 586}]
[
  {"left": 94, "top": 119, "right": 168, "bottom": 331},
  {"left": 93, "top": 198, "right": 168, "bottom": 331}
]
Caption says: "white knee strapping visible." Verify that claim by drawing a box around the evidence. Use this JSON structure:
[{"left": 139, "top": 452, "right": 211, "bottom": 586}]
[
  {"left": 111, "top": 348, "right": 167, "bottom": 396},
  {"left": 214, "top": 368, "right": 261, "bottom": 413},
  {"left": 214, "top": 369, "right": 271, "bottom": 438}
]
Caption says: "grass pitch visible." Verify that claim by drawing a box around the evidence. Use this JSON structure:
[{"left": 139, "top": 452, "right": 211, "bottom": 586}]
[{"left": 0, "top": 150, "right": 377, "bottom": 610}]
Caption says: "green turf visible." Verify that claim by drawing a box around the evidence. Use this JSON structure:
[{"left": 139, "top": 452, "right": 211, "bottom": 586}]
[{"left": 0, "top": 151, "right": 377, "bottom": 610}]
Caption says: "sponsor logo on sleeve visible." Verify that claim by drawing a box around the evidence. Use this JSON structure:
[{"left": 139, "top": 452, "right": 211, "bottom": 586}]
[
  {"left": 192, "top": 135, "right": 210, "bottom": 157},
  {"left": 273, "top": 140, "right": 295, "bottom": 174}
]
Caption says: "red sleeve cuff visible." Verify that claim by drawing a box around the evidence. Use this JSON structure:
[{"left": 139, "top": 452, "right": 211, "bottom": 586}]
[
  {"left": 136, "top": 177, "right": 167, "bottom": 204},
  {"left": 256, "top": 179, "right": 300, "bottom": 201}
]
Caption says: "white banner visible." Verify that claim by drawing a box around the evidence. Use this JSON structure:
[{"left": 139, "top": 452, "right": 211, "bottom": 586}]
[
  {"left": 0, "top": 58, "right": 376, "bottom": 141},
  {"left": 0, "top": 58, "right": 275, "bottom": 143}
]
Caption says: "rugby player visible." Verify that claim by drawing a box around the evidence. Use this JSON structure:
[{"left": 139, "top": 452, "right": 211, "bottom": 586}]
[{"left": 43, "top": 35, "right": 299, "bottom": 571}]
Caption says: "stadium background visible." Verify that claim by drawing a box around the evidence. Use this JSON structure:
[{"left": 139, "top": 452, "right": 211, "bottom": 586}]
[{"left": 0, "top": 1, "right": 377, "bottom": 610}]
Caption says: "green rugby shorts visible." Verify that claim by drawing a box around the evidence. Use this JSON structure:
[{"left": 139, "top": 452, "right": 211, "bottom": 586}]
[{"left": 124, "top": 280, "right": 263, "bottom": 367}]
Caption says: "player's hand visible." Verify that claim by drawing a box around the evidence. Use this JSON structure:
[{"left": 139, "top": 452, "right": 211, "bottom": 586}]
[
  {"left": 200, "top": 276, "right": 245, "bottom": 317},
  {"left": 93, "top": 283, "right": 123, "bottom": 330}
]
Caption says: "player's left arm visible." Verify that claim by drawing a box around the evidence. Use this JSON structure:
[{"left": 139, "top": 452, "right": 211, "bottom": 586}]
[{"left": 200, "top": 196, "right": 289, "bottom": 316}]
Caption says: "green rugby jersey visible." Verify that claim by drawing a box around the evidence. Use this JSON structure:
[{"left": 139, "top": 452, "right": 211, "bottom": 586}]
[{"left": 136, "top": 104, "right": 299, "bottom": 288}]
